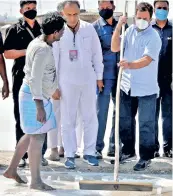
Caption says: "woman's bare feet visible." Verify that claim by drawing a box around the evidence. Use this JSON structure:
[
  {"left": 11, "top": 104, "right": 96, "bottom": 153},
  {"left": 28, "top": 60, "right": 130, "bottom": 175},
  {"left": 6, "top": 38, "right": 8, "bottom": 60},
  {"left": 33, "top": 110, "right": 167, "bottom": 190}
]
[
  {"left": 30, "top": 182, "right": 56, "bottom": 191},
  {"left": 3, "top": 169, "right": 27, "bottom": 184}
]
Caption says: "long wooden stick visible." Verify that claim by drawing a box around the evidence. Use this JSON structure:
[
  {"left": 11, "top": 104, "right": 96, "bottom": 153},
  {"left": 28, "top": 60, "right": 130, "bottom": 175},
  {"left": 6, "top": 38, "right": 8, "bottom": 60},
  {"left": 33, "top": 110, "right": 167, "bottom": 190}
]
[{"left": 114, "top": 0, "right": 128, "bottom": 182}]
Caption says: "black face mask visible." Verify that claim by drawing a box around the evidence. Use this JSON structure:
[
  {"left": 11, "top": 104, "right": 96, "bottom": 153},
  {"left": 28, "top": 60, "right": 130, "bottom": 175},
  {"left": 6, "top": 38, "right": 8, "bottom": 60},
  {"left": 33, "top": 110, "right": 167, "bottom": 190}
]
[
  {"left": 24, "top": 10, "right": 37, "bottom": 20},
  {"left": 99, "top": 9, "right": 113, "bottom": 20}
]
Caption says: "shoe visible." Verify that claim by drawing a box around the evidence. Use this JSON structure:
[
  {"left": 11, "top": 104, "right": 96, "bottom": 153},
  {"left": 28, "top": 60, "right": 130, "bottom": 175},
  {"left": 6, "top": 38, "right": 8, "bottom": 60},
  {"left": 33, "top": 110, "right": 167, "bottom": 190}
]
[
  {"left": 95, "top": 151, "right": 103, "bottom": 159},
  {"left": 65, "top": 158, "right": 76, "bottom": 169},
  {"left": 59, "top": 154, "right": 64, "bottom": 158},
  {"left": 83, "top": 155, "right": 99, "bottom": 166},
  {"left": 133, "top": 159, "right": 151, "bottom": 171},
  {"left": 110, "top": 156, "right": 123, "bottom": 165},
  {"left": 49, "top": 153, "right": 60, "bottom": 161},
  {"left": 107, "top": 152, "right": 115, "bottom": 157},
  {"left": 120, "top": 153, "right": 136, "bottom": 162},
  {"left": 163, "top": 149, "right": 172, "bottom": 158},
  {"left": 59, "top": 147, "right": 64, "bottom": 158},
  {"left": 75, "top": 153, "right": 80, "bottom": 159},
  {"left": 42, "top": 157, "right": 49, "bottom": 166},
  {"left": 18, "top": 159, "right": 26, "bottom": 168},
  {"left": 154, "top": 151, "right": 160, "bottom": 158}
]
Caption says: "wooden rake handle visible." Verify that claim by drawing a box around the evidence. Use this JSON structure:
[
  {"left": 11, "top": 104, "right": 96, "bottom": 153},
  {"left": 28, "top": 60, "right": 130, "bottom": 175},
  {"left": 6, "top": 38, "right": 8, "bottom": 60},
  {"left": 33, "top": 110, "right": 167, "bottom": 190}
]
[{"left": 114, "top": 0, "right": 128, "bottom": 182}]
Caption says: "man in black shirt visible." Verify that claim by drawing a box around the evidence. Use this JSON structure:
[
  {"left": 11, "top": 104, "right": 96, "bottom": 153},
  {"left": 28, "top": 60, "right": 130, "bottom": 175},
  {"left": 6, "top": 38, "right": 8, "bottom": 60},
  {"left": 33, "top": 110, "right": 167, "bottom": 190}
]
[
  {"left": 152, "top": 0, "right": 172, "bottom": 158},
  {"left": 4, "top": 0, "right": 48, "bottom": 167},
  {"left": 0, "top": 32, "right": 9, "bottom": 100}
]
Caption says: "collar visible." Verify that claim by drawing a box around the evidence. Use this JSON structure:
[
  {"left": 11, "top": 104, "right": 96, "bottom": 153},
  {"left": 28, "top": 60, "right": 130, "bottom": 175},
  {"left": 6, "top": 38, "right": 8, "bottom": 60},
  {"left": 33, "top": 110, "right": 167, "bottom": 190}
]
[
  {"left": 134, "top": 24, "right": 153, "bottom": 35},
  {"left": 152, "top": 19, "right": 172, "bottom": 28},
  {"left": 19, "top": 18, "right": 40, "bottom": 29},
  {"left": 99, "top": 17, "right": 117, "bottom": 27}
]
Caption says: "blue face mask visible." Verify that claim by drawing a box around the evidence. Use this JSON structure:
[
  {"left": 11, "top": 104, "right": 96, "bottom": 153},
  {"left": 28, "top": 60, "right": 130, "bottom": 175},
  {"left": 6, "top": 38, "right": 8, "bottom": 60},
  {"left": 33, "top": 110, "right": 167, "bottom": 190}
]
[{"left": 155, "top": 9, "right": 168, "bottom": 21}]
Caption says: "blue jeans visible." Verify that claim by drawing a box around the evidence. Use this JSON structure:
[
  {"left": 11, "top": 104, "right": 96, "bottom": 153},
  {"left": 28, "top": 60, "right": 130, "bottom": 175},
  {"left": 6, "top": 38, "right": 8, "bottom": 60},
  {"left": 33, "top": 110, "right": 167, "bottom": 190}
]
[
  {"left": 96, "top": 79, "right": 116, "bottom": 153},
  {"left": 120, "top": 90, "right": 157, "bottom": 160},
  {"left": 155, "top": 88, "right": 172, "bottom": 153}
]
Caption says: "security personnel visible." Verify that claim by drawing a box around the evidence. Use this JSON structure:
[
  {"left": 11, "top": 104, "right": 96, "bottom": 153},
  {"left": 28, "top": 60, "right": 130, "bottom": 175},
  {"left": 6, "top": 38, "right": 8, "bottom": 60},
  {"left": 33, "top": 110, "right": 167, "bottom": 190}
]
[
  {"left": 153, "top": 0, "right": 172, "bottom": 158},
  {"left": 93, "top": 0, "right": 125, "bottom": 159},
  {"left": 3, "top": 0, "right": 48, "bottom": 167}
]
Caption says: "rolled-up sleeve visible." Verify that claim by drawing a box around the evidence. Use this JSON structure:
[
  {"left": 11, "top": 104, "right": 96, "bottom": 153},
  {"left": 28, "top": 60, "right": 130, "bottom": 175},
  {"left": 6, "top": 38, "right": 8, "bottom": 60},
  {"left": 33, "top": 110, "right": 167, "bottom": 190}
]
[
  {"left": 29, "top": 47, "right": 48, "bottom": 100},
  {"left": 91, "top": 26, "right": 104, "bottom": 80},
  {"left": 143, "top": 33, "right": 162, "bottom": 61},
  {"left": 52, "top": 41, "right": 60, "bottom": 88}
]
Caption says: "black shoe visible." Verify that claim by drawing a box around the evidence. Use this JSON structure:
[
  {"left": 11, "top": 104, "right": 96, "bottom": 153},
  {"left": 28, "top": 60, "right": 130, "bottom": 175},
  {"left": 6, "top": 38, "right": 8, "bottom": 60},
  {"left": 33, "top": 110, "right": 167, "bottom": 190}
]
[
  {"left": 59, "top": 154, "right": 64, "bottom": 158},
  {"left": 163, "top": 149, "right": 172, "bottom": 158},
  {"left": 120, "top": 153, "right": 136, "bottom": 162},
  {"left": 42, "top": 157, "right": 49, "bottom": 166},
  {"left": 95, "top": 151, "right": 103, "bottom": 159},
  {"left": 133, "top": 159, "right": 151, "bottom": 171},
  {"left": 18, "top": 159, "right": 26, "bottom": 168},
  {"left": 107, "top": 152, "right": 115, "bottom": 157},
  {"left": 110, "top": 153, "right": 136, "bottom": 165},
  {"left": 154, "top": 151, "right": 160, "bottom": 158}
]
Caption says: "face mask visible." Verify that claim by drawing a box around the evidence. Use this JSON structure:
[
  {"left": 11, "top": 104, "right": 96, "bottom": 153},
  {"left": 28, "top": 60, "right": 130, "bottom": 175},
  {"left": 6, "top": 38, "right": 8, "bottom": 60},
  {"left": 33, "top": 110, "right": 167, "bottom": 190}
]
[
  {"left": 136, "top": 19, "right": 149, "bottom": 30},
  {"left": 99, "top": 9, "right": 113, "bottom": 20},
  {"left": 155, "top": 9, "right": 168, "bottom": 21},
  {"left": 24, "top": 10, "right": 37, "bottom": 20}
]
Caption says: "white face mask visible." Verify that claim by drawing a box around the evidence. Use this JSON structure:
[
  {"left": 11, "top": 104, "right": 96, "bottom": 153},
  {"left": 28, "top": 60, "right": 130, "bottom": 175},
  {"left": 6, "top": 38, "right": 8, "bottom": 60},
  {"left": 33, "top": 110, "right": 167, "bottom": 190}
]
[{"left": 135, "top": 19, "right": 149, "bottom": 30}]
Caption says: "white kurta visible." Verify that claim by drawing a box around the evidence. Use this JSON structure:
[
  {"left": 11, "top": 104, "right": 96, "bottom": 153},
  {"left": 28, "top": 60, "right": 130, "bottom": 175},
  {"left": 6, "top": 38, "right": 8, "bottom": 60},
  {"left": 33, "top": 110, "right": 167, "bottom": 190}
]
[{"left": 52, "top": 20, "right": 104, "bottom": 157}]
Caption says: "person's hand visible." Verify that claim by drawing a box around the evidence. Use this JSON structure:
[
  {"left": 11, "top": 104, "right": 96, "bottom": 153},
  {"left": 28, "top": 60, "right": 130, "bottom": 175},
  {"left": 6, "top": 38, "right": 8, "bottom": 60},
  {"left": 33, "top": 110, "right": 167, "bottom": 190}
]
[
  {"left": 117, "top": 16, "right": 127, "bottom": 28},
  {"left": 52, "top": 89, "right": 61, "bottom": 100},
  {"left": 2, "top": 81, "right": 9, "bottom": 100},
  {"left": 118, "top": 60, "right": 130, "bottom": 69},
  {"left": 37, "top": 107, "right": 46, "bottom": 124},
  {"left": 97, "top": 80, "right": 104, "bottom": 93}
]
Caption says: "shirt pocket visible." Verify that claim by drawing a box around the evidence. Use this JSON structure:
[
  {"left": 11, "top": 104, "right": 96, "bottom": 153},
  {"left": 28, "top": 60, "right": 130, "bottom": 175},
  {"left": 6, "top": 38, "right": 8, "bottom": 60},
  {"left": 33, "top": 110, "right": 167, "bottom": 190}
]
[
  {"left": 83, "top": 36, "right": 92, "bottom": 51},
  {"left": 100, "top": 33, "right": 112, "bottom": 49}
]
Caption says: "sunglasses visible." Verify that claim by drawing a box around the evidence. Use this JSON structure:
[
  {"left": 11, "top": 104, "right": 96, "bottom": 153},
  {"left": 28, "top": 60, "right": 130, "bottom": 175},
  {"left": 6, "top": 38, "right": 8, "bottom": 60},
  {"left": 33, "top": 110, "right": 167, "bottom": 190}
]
[{"left": 157, "top": 7, "right": 168, "bottom": 10}]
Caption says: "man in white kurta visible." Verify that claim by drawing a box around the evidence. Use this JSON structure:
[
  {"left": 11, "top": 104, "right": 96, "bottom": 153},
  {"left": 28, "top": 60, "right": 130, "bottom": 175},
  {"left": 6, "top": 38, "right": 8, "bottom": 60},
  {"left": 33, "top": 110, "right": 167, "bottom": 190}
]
[{"left": 53, "top": 1, "right": 104, "bottom": 169}]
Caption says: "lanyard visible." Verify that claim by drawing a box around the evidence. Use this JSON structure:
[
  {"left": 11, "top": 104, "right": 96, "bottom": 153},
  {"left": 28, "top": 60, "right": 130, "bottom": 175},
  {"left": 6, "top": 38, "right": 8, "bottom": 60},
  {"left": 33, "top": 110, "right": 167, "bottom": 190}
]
[
  {"left": 67, "top": 21, "right": 79, "bottom": 47},
  {"left": 25, "top": 27, "right": 35, "bottom": 40}
]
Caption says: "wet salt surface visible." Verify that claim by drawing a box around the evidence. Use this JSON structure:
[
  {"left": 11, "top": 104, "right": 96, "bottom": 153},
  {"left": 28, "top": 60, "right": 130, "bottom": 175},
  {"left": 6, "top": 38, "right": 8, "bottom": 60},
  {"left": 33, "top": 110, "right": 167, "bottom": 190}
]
[{"left": 0, "top": 171, "right": 172, "bottom": 196}]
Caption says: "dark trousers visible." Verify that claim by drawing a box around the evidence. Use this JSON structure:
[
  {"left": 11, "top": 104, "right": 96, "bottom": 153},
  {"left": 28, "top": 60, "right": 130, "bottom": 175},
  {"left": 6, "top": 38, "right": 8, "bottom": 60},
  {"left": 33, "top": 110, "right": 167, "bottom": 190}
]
[
  {"left": 119, "top": 90, "right": 157, "bottom": 160},
  {"left": 155, "top": 88, "right": 172, "bottom": 153},
  {"left": 12, "top": 73, "right": 47, "bottom": 159},
  {"left": 96, "top": 79, "right": 116, "bottom": 153}
]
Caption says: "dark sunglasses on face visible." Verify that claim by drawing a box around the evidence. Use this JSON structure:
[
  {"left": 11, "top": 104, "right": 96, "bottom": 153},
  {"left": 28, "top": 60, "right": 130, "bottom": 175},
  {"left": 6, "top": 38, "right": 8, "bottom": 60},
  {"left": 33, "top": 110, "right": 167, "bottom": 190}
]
[{"left": 157, "top": 7, "right": 168, "bottom": 10}]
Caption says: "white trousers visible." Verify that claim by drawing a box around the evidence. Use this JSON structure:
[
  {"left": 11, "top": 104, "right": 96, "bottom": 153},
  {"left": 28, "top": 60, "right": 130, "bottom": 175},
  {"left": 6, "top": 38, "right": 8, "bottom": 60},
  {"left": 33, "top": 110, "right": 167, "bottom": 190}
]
[
  {"left": 47, "top": 100, "right": 62, "bottom": 148},
  {"left": 60, "top": 81, "right": 98, "bottom": 157},
  {"left": 47, "top": 100, "right": 83, "bottom": 150}
]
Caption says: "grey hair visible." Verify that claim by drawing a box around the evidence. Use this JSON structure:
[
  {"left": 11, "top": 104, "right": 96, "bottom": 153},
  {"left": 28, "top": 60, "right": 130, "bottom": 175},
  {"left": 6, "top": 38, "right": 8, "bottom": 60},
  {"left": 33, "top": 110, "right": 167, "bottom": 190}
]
[
  {"left": 57, "top": 2, "right": 64, "bottom": 13},
  {"left": 61, "top": 0, "right": 80, "bottom": 9}
]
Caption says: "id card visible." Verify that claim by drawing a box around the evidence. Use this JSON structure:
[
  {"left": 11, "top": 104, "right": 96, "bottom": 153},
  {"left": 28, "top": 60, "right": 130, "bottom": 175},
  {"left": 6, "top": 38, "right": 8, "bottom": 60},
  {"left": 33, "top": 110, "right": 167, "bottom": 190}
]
[{"left": 69, "top": 50, "right": 78, "bottom": 61}]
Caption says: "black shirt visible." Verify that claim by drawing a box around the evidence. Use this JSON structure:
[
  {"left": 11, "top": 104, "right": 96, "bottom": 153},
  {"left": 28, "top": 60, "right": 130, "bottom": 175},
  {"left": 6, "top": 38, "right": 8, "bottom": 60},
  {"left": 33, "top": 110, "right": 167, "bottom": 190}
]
[
  {"left": 152, "top": 20, "right": 172, "bottom": 90},
  {"left": 0, "top": 32, "right": 4, "bottom": 54},
  {"left": 4, "top": 19, "right": 42, "bottom": 76}
]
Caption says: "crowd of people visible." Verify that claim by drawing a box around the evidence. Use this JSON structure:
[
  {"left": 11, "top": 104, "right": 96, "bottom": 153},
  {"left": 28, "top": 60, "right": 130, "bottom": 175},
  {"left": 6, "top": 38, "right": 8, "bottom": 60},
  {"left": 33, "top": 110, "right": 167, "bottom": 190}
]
[{"left": 0, "top": 0, "right": 172, "bottom": 191}]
